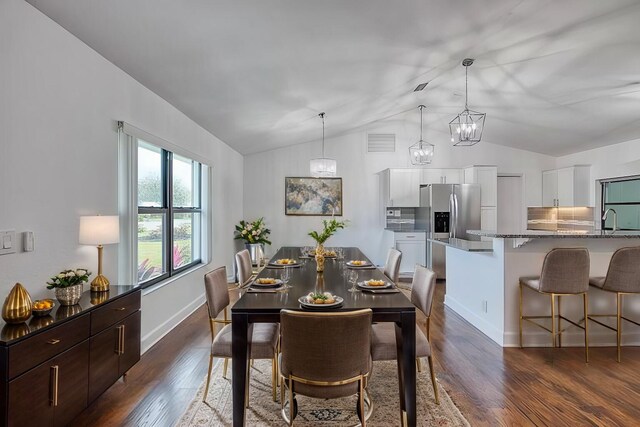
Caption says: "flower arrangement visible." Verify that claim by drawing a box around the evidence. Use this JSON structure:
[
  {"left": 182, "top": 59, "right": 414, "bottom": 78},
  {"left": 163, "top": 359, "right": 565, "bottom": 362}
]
[
  {"left": 46, "top": 269, "right": 91, "bottom": 289},
  {"left": 308, "top": 219, "right": 348, "bottom": 245},
  {"left": 234, "top": 217, "right": 272, "bottom": 245}
]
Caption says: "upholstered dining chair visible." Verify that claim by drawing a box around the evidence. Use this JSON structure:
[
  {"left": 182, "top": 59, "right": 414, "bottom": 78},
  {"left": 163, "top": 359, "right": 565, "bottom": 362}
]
[
  {"left": 370, "top": 265, "right": 440, "bottom": 407},
  {"left": 588, "top": 246, "right": 640, "bottom": 362},
  {"left": 279, "top": 309, "right": 373, "bottom": 426},
  {"left": 235, "top": 249, "right": 254, "bottom": 287},
  {"left": 203, "top": 266, "right": 280, "bottom": 404},
  {"left": 519, "top": 248, "right": 590, "bottom": 362},
  {"left": 382, "top": 248, "right": 402, "bottom": 285}
]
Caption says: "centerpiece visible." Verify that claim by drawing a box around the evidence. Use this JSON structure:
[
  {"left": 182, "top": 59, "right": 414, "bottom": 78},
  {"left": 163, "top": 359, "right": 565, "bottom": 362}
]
[
  {"left": 234, "top": 217, "right": 272, "bottom": 265},
  {"left": 47, "top": 269, "right": 91, "bottom": 306},
  {"left": 308, "top": 219, "right": 347, "bottom": 272}
]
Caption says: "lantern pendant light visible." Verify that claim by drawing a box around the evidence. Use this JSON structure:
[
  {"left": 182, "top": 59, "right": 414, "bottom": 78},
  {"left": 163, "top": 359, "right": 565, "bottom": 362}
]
[
  {"left": 408, "top": 105, "right": 434, "bottom": 165},
  {"left": 449, "top": 58, "right": 486, "bottom": 146},
  {"left": 309, "top": 112, "right": 337, "bottom": 177}
]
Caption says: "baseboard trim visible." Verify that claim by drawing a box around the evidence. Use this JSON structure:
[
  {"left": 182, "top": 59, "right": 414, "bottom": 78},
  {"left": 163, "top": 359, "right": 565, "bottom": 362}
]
[
  {"left": 444, "top": 295, "right": 504, "bottom": 346},
  {"left": 140, "top": 292, "right": 205, "bottom": 354}
]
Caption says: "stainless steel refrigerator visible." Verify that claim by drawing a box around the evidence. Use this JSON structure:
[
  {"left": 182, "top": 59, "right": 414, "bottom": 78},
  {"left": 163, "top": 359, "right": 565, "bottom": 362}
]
[{"left": 417, "top": 184, "right": 481, "bottom": 279}]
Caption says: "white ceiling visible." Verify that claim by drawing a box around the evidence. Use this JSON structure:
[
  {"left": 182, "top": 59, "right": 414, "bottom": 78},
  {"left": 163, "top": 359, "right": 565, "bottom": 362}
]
[{"left": 26, "top": 0, "right": 640, "bottom": 156}]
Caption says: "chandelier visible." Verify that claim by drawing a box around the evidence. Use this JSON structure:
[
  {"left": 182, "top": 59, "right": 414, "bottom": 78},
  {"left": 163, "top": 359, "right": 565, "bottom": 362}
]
[
  {"left": 449, "top": 58, "right": 486, "bottom": 146},
  {"left": 408, "top": 105, "right": 434, "bottom": 165},
  {"left": 309, "top": 112, "right": 337, "bottom": 177}
]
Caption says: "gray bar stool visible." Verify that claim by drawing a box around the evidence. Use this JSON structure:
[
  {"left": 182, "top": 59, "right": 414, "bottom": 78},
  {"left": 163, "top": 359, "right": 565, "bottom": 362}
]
[
  {"left": 519, "top": 248, "right": 590, "bottom": 362},
  {"left": 588, "top": 246, "right": 640, "bottom": 362}
]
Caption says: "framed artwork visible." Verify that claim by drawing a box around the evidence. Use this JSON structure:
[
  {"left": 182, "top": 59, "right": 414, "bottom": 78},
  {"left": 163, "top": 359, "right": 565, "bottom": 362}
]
[{"left": 285, "top": 177, "right": 343, "bottom": 216}]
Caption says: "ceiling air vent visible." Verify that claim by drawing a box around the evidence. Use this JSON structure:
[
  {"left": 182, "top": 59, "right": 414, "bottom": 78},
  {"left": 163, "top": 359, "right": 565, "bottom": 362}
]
[{"left": 367, "top": 133, "right": 396, "bottom": 153}]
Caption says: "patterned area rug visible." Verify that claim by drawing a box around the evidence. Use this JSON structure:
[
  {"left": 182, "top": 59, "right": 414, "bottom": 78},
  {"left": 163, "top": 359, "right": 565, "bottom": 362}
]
[{"left": 177, "top": 359, "right": 469, "bottom": 426}]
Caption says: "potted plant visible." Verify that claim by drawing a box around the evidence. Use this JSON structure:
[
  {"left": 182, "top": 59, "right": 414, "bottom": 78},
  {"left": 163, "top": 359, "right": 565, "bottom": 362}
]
[
  {"left": 308, "top": 219, "right": 347, "bottom": 272},
  {"left": 47, "top": 269, "right": 91, "bottom": 306},
  {"left": 234, "top": 217, "right": 272, "bottom": 265}
]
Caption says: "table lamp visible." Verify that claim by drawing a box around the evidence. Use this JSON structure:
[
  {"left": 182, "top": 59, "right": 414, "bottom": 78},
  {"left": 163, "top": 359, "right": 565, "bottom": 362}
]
[{"left": 79, "top": 215, "right": 120, "bottom": 292}]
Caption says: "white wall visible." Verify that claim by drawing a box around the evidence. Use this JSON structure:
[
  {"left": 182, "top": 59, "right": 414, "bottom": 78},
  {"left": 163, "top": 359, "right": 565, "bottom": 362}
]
[
  {"left": 244, "top": 116, "right": 556, "bottom": 265},
  {"left": 0, "top": 0, "right": 244, "bottom": 352}
]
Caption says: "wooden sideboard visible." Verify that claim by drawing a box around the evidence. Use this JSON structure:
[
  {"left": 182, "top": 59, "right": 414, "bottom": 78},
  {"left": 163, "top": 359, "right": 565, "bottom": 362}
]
[{"left": 0, "top": 286, "right": 141, "bottom": 427}]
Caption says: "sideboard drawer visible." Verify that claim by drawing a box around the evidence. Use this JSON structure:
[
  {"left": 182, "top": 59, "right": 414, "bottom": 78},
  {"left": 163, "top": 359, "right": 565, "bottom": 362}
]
[
  {"left": 8, "top": 314, "right": 90, "bottom": 380},
  {"left": 91, "top": 290, "right": 140, "bottom": 334}
]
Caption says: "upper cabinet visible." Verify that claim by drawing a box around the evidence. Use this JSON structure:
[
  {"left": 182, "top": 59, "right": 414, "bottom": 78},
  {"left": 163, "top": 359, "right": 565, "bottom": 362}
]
[
  {"left": 464, "top": 166, "right": 497, "bottom": 231},
  {"left": 421, "top": 169, "right": 462, "bottom": 185},
  {"left": 381, "top": 169, "right": 421, "bottom": 207},
  {"left": 542, "top": 166, "right": 591, "bottom": 207}
]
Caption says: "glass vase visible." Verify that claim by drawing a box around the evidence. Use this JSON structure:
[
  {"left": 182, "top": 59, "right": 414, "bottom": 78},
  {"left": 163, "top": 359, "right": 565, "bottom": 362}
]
[{"left": 315, "top": 243, "right": 325, "bottom": 272}]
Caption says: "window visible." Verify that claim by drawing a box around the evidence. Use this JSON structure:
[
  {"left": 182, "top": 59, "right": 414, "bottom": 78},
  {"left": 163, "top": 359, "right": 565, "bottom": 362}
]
[
  {"left": 137, "top": 139, "right": 203, "bottom": 286},
  {"left": 601, "top": 177, "right": 640, "bottom": 231}
]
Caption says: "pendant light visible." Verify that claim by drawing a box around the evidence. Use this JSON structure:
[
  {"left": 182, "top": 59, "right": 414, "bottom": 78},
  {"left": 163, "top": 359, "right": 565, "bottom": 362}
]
[
  {"left": 408, "top": 105, "right": 434, "bottom": 165},
  {"left": 449, "top": 58, "right": 486, "bottom": 146},
  {"left": 309, "top": 112, "right": 337, "bottom": 177}
]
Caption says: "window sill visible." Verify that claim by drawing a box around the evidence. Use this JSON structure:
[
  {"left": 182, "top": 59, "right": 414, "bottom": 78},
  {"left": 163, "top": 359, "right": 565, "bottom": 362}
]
[{"left": 141, "top": 262, "right": 208, "bottom": 296}]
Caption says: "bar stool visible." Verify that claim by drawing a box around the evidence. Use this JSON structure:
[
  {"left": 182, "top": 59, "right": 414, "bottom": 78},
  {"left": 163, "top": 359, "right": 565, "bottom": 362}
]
[
  {"left": 588, "top": 247, "right": 640, "bottom": 362},
  {"left": 519, "top": 248, "right": 590, "bottom": 362}
]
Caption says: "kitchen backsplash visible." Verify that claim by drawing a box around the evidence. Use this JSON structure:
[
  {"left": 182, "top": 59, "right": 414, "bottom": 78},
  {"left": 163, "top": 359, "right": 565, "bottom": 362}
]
[
  {"left": 386, "top": 207, "right": 417, "bottom": 230},
  {"left": 527, "top": 207, "right": 595, "bottom": 232}
]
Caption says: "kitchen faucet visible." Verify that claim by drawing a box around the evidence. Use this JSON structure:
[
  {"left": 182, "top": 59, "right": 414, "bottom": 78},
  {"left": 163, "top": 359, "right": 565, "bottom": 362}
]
[{"left": 602, "top": 208, "right": 618, "bottom": 234}]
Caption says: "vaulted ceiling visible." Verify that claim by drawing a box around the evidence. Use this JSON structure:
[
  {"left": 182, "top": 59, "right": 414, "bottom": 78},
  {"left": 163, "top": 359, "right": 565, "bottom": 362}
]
[{"left": 27, "top": 0, "right": 640, "bottom": 156}]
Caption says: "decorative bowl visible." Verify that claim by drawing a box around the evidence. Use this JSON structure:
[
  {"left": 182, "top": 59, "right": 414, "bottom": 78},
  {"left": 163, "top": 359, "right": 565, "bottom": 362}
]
[{"left": 31, "top": 299, "right": 55, "bottom": 317}]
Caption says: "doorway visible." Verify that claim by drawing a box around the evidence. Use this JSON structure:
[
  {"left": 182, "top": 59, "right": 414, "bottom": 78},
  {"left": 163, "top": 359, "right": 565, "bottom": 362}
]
[{"left": 497, "top": 175, "right": 524, "bottom": 233}]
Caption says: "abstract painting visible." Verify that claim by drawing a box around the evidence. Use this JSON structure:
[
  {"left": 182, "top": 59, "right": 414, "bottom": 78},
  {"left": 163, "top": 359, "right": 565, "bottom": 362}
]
[{"left": 285, "top": 177, "right": 343, "bottom": 216}]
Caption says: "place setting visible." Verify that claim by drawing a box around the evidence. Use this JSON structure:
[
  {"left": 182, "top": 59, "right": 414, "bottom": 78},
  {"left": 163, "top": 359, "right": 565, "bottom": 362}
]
[
  {"left": 246, "top": 269, "right": 293, "bottom": 293},
  {"left": 345, "top": 259, "right": 376, "bottom": 269},
  {"left": 298, "top": 291, "right": 344, "bottom": 310},
  {"left": 357, "top": 278, "right": 400, "bottom": 294},
  {"left": 266, "top": 258, "right": 302, "bottom": 268}
]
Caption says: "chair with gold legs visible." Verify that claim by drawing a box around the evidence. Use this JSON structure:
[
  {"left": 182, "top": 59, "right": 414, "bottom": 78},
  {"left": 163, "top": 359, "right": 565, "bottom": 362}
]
[
  {"left": 279, "top": 309, "right": 373, "bottom": 426},
  {"left": 203, "top": 266, "right": 280, "bottom": 404},
  {"left": 235, "top": 249, "right": 255, "bottom": 288},
  {"left": 370, "top": 264, "right": 440, "bottom": 410},
  {"left": 588, "top": 246, "right": 640, "bottom": 362},
  {"left": 519, "top": 248, "right": 590, "bottom": 362}
]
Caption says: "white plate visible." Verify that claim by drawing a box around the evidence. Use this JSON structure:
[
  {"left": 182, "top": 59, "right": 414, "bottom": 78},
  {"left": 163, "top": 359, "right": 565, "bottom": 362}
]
[
  {"left": 268, "top": 259, "right": 299, "bottom": 267},
  {"left": 346, "top": 260, "right": 372, "bottom": 267},
  {"left": 358, "top": 280, "right": 392, "bottom": 290},
  {"left": 298, "top": 295, "right": 344, "bottom": 308},
  {"left": 251, "top": 278, "right": 283, "bottom": 288}
]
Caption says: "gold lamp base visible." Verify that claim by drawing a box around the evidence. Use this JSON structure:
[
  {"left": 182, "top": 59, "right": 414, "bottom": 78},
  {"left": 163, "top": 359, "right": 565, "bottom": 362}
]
[{"left": 91, "top": 274, "right": 110, "bottom": 292}]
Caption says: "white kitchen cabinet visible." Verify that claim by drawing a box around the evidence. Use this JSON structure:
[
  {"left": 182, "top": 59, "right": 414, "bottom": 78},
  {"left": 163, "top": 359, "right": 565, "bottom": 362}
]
[
  {"left": 542, "top": 166, "right": 590, "bottom": 207},
  {"left": 420, "top": 168, "right": 462, "bottom": 185},
  {"left": 381, "top": 169, "right": 421, "bottom": 207},
  {"left": 443, "top": 169, "right": 462, "bottom": 184},
  {"left": 464, "top": 166, "right": 497, "bottom": 207},
  {"left": 393, "top": 232, "right": 426, "bottom": 277},
  {"left": 481, "top": 207, "right": 497, "bottom": 231}
]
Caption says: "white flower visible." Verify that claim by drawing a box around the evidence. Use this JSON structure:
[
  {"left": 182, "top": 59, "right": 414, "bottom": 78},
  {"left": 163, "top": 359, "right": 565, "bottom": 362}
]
[
  {"left": 66, "top": 271, "right": 75, "bottom": 277},
  {"left": 242, "top": 230, "right": 247, "bottom": 235},
  {"left": 57, "top": 273, "right": 66, "bottom": 279},
  {"left": 76, "top": 269, "right": 86, "bottom": 276},
  {"left": 252, "top": 230, "right": 257, "bottom": 235}
]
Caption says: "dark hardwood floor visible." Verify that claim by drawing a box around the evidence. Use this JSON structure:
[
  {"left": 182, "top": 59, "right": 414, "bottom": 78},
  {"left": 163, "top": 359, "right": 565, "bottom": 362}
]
[{"left": 71, "top": 282, "right": 640, "bottom": 426}]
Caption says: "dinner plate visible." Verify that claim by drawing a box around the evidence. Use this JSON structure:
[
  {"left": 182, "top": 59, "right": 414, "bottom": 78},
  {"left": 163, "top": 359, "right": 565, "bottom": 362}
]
[
  {"left": 357, "top": 280, "right": 392, "bottom": 290},
  {"left": 346, "top": 260, "right": 372, "bottom": 267},
  {"left": 298, "top": 295, "right": 344, "bottom": 308},
  {"left": 268, "top": 259, "right": 300, "bottom": 267},
  {"left": 251, "top": 278, "right": 283, "bottom": 288}
]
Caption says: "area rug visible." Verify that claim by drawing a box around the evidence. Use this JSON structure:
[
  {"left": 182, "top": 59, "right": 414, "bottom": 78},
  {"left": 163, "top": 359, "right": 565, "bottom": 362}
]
[{"left": 177, "top": 359, "right": 469, "bottom": 426}]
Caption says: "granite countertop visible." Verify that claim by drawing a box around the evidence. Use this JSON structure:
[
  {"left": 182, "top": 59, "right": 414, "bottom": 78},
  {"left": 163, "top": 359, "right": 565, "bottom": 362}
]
[
  {"left": 467, "top": 230, "right": 640, "bottom": 239},
  {"left": 384, "top": 228, "right": 427, "bottom": 233},
  {"left": 428, "top": 237, "right": 494, "bottom": 252}
]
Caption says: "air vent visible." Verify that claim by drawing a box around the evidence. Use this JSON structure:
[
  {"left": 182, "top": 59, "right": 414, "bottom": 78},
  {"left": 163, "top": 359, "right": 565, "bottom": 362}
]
[
  {"left": 414, "top": 82, "right": 428, "bottom": 92},
  {"left": 367, "top": 134, "right": 396, "bottom": 153}
]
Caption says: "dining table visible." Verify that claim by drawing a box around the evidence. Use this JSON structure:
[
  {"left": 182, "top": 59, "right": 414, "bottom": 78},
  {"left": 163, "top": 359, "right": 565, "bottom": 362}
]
[{"left": 231, "top": 246, "right": 417, "bottom": 426}]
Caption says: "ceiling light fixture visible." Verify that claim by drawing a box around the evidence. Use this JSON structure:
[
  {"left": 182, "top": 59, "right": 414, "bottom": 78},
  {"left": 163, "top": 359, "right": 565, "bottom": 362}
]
[
  {"left": 309, "top": 112, "right": 337, "bottom": 177},
  {"left": 449, "top": 58, "right": 486, "bottom": 146},
  {"left": 408, "top": 105, "right": 434, "bottom": 165}
]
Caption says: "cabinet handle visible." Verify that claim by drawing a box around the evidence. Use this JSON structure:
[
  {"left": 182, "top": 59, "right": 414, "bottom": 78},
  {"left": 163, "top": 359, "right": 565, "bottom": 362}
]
[
  {"left": 114, "top": 307, "right": 127, "bottom": 311},
  {"left": 120, "top": 324, "right": 126, "bottom": 355},
  {"left": 50, "top": 365, "right": 59, "bottom": 407},
  {"left": 47, "top": 339, "right": 61, "bottom": 345}
]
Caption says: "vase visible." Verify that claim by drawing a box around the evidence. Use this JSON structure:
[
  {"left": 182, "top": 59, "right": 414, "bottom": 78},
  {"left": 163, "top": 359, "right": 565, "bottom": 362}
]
[
  {"left": 2, "top": 283, "right": 33, "bottom": 324},
  {"left": 245, "top": 243, "right": 264, "bottom": 266},
  {"left": 315, "top": 243, "right": 325, "bottom": 272},
  {"left": 55, "top": 284, "right": 83, "bottom": 306}
]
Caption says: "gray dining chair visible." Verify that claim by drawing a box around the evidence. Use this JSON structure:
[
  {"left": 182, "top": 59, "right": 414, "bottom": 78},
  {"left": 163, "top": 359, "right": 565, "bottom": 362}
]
[
  {"left": 588, "top": 246, "right": 640, "bottom": 362},
  {"left": 235, "top": 249, "right": 254, "bottom": 287},
  {"left": 370, "top": 265, "right": 440, "bottom": 407},
  {"left": 203, "top": 266, "right": 280, "bottom": 404},
  {"left": 279, "top": 309, "right": 373, "bottom": 426},
  {"left": 382, "top": 248, "right": 402, "bottom": 285},
  {"left": 519, "top": 248, "right": 590, "bottom": 362}
]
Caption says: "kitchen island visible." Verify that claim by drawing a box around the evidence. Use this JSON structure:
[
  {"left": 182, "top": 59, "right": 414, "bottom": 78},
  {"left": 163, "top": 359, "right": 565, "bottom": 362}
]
[{"left": 433, "top": 231, "right": 640, "bottom": 347}]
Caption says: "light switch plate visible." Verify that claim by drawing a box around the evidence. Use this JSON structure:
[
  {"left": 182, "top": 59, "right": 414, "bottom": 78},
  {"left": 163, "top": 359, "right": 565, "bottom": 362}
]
[{"left": 0, "top": 230, "right": 16, "bottom": 255}]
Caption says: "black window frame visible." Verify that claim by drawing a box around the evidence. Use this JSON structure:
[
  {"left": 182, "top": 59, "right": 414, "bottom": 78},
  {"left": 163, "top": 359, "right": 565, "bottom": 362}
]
[
  {"left": 137, "top": 142, "right": 203, "bottom": 288},
  {"left": 601, "top": 177, "right": 640, "bottom": 231}
]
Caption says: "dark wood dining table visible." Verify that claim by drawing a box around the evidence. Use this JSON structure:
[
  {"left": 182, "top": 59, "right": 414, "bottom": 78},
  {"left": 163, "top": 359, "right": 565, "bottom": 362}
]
[{"left": 231, "top": 246, "right": 417, "bottom": 426}]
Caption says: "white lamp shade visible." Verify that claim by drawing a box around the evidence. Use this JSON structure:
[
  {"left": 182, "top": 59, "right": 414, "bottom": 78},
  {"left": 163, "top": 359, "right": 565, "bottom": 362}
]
[
  {"left": 79, "top": 215, "right": 120, "bottom": 245},
  {"left": 309, "top": 158, "right": 337, "bottom": 177}
]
